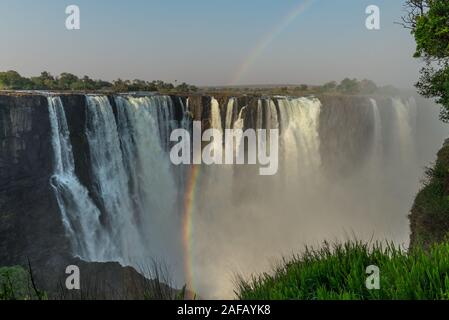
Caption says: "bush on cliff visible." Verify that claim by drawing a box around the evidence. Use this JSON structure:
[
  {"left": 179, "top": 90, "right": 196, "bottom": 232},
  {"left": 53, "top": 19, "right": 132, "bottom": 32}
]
[
  {"left": 410, "top": 140, "right": 449, "bottom": 248},
  {"left": 0, "top": 266, "right": 45, "bottom": 300}
]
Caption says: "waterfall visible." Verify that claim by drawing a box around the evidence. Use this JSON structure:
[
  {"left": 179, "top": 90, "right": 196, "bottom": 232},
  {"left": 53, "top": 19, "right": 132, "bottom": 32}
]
[
  {"left": 114, "top": 96, "right": 181, "bottom": 267},
  {"left": 179, "top": 96, "right": 192, "bottom": 132},
  {"left": 154, "top": 96, "right": 178, "bottom": 151},
  {"left": 234, "top": 105, "right": 246, "bottom": 131},
  {"left": 209, "top": 98, "right": 223, "bottom": 156},
  {"left": 48, "top": 96, "right": 106, "bottom": 261},
  {"left": 392, "top": 97, "right": 417, "bottom": 163},
  {"left": 225, "top": 98, "right": 235, "bottom": 129},
  {"left": 370, "top": 98, "right": 383, "bottom": 161},
  {"left": 262, "top": 99, "right": 279, "bottom": 154},
  {"left": 44, "top": 92, "right": 448, "bottom": 299},
  {"left": 256, "top": 100, "right": 263, "bottom": 130},
  {"left": 210, "top": 98, "right": 223, "bottom": 132},
  {"left": 48, "top": 94, "right": 186, "bottom": 284},
  {"left": 85, "top": 95, "right": 147, "bottom": 264},
  {"left": 277, "top": 97, "right": 322, "bottom": 183},
  {"left": 267, "top": 99, "right": 279, "bottom": 131},
  {"left": 232, "top": 105, "right": 247, "bottom": 160}
]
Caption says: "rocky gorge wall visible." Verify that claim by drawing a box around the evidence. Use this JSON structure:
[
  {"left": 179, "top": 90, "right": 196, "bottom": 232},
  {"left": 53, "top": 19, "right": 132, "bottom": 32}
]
[{"left": 0, "top": 94, "right": 69, "bottom": 267}]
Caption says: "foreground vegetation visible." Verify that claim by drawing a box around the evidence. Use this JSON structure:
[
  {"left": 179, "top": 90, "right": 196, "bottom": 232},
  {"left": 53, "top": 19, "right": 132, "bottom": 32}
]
[
  {"left": 0, "top": 266, "right": 45, "bottom": 300},
  {"left": 237, "top": 241, "right": 449, "bottom": 300},
  {"left": 237, "top": 140, "right": 449, "bottom": 301}
]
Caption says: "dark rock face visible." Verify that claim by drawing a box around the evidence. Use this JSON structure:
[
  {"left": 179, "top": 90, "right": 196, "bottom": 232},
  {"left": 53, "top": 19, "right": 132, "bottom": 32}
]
[
  {"left": 0, "top": 94, "right": 70, "bottom": 267},
  {"left": 0, "top": 94, "right": 73, "bottom": 297},
  {"left": 43, "top": 258, "right": 177, "bottom": 300}
]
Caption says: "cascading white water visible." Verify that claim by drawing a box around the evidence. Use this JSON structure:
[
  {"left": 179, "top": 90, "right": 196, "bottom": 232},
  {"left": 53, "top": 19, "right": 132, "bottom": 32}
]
[
  {"left": 179, "top": 96, "right": 192, "bottom": 133},
  {"left": 114, "top": 95, "right": 182, "bottom": 275},
  {"left": 85, "top": 95, "right": 147, "bottom": 264},
  {"left": 48, "top": 96, "right": 107, "bottom": 261},
  {"left": 262, "top": 99, "right": 279, "bottom": 154},
  {"left": 225, "top": 98, "right": 236, "bottom": 130},
  {"left": 209, "top": 97, "right": 223, "bottom": 156},
  {"left": 392, "top": 97, "right": 417, "bottom": 163},
  {"left": 230, "top": 104, "right": 247, "bottom": 160},
  {"left": 267, "top": 99, "right": 279, "bottom": 131},
  {"left": 46, "top": 92, "right": 449, "bottom": 299},
  {"left": 370, "top": 98, "right": 383, "bottom": 163},
  {"left": 256, "top": 100, "right": 263, "bottom": 130},
  {"left": 210, "top": 98, "right": 223, "bottom": 132},
  {"left": 233, "top": 105, "right": 246, "bottom": 131},
  {"left": 49, "top": 94, "right": 188, "bottom": 286},
  {"left": 277, "top": 97, "right": 322, "bottom": 183}
]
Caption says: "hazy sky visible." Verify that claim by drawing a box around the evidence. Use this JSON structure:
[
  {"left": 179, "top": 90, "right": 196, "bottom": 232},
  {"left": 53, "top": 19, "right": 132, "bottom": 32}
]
[{"left": 0, "top": 0, "right": 420, "bottom": 88}]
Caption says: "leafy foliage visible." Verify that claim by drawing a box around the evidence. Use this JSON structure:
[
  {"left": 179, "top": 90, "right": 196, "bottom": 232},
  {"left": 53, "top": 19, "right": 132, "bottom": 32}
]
[
  {"left": 404, "top": 0, "right": 449, "bottom": 121},
  {"left": 236, "top": 241, "right": 449, "bottom": 300},
  {"left": 0, "top": 266, "right": 46, "bottom": 300}
]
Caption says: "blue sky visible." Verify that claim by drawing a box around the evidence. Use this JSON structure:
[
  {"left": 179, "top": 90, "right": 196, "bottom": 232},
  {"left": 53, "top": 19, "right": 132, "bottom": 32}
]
[{"left": 0, "top": 0, "right": 420, "bottom": 87}]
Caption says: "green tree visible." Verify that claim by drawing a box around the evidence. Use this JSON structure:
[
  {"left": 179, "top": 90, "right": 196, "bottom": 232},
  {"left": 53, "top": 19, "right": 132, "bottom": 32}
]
[
  {"left": 404, "top": 0, "right": 449, "bottom": 121},
  {"left": 337, "top": 78, "right": 360, "bottom": 94},
  {"left": 31, "top": 71, "right": 56, "bottom": 90},
  {"left": 322, "top": 81, "right": 337, "bottom": 92},
  {"left": 0, "top": 70, "right": 33, "bottom": 90},
  {"left": 359, "top": 79, "right": 378, "bottom": 94},
  {"left": 112, "top": 79, "right": 129, "bottom": 92},
  {"left": 94, "top": 79, "right": 113, "bottom": 90},
  {"left": 58, "top": 73, "right": 79, "bottom": 90}
]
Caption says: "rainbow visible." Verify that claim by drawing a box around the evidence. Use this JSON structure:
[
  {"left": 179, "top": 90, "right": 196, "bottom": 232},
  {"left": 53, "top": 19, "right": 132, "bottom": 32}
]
[
  {"left": 182, "top": 164, "right": 201, "bottom": 299},
  {"left": 230, "top": 0, "right": 315, "bottom": 86},
  {"left": 182, "top": 1, "right": 315, "bottom": 298}
]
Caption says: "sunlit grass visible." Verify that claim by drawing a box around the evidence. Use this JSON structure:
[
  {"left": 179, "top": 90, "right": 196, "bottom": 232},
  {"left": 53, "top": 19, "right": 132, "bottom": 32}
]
[{"left": 236, "top": 241, "right": 449, "bottom": 300}]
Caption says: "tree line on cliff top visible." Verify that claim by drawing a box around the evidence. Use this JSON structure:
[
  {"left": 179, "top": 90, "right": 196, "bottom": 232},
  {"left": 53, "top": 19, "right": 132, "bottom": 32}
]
[{"left": 0, "top": 70, "right": 199, "bottom": 93}]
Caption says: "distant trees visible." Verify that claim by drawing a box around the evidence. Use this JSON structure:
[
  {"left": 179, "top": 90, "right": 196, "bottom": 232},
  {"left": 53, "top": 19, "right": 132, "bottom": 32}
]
[
  {"left": 322, "top": 81, "right": 337, "bottom": 91},
  {"left": 317, "top": 78, "right": 379, "bottom": 95},
  {"left": 0, "top": 70, "right": 198, "bottom": 93},
  {"left": 0, "top": 70, "right": 34, "bottom": 90},
  {"left": 337, "top": 78, "right": 360, "bottom": 94}
]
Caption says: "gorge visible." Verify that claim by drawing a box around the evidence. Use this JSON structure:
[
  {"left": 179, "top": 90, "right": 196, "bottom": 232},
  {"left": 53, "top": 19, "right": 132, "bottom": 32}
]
[{"left": 0, "top": 91, "right": 447, "bottom": 299}]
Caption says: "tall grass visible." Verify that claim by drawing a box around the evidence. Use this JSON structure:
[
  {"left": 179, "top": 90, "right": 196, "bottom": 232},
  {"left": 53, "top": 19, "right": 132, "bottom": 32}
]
[{"left": 236, "top": 241, "right": 449, "bottom": 300}]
